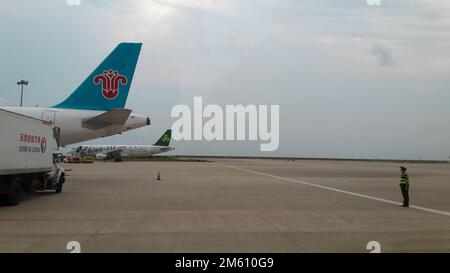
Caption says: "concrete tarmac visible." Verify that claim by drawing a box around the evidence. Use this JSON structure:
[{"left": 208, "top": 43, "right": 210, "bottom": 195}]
[{"left": 0, "top": 159, "right": 449, "bottom": 252}]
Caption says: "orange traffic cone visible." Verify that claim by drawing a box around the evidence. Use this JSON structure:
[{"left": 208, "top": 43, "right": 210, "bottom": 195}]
[{"left": 157, "top": 172, "right": 161, "bottom": 181}]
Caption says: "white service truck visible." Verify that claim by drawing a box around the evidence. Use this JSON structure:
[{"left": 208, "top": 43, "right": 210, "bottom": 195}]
[{"left": 0, "top": 109, "right": 65, "bottom": 206}]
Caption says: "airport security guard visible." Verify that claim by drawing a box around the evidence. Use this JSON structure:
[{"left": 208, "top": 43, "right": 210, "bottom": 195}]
[{"left": 399, "top": 166, "right": 409, "bottom": 207}]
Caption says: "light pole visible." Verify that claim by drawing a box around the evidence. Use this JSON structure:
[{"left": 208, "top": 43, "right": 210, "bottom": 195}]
[{"left": 17, "top": 80, "right": 29, "bottom": 107}]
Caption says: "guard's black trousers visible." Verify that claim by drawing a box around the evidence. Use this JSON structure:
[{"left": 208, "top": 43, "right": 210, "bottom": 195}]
[{"left": 400, "top": 184, "right": 409, "bottom": 207}]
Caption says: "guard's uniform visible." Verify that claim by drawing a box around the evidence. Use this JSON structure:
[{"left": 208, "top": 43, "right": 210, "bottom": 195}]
[{"left": 400, "top": 173, "right": 409, "bottom": 207}]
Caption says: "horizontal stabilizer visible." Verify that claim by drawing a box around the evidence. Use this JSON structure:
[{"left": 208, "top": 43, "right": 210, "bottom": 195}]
[{"left": 82, "top": 109, "right": 132, "bottom": 130}]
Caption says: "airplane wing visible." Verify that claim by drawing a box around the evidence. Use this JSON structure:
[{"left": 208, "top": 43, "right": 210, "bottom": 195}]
[
  {"left": 82, "top": 109, "right": 132, "bottom": 130},
  {"left": 105, "top": 149, "right": 123, "bottom": 159},
  {"left": 92, "top": 148, "right": 123, "bottom": 160}
]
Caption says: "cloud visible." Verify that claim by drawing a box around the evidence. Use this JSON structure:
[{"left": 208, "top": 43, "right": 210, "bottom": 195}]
[
  {"left": 2, "top": 1, "right": 450, "bottom": 159},
  {"left": 369, "top": 43, "right": 396, "bottom": 66}
]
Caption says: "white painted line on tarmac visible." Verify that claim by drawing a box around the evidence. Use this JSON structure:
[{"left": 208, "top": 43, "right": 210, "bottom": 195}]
[{"left": 219, "top": 164, "right": 450, "bottom": 218}]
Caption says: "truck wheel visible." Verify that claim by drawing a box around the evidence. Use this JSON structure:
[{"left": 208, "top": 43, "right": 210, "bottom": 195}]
[
  {"left": 27, "top": 178, "right": 39, "bottom": 194},
  {"left": 55, "top": 175, "right": 64, "bottom": 194},
  {"left": 3, "top": 178, "right": 23, "bottom": 206}
]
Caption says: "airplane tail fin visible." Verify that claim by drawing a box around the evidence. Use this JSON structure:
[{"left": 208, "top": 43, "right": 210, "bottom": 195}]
[
  {"left": 154, "top": 129, "right": 172, "bottom": 146},
  {"left": 53, "top": 42, "right": 142, "bottom": 111}
]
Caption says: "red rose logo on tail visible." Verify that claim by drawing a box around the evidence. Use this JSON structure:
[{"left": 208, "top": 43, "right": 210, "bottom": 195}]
[{"left": 93, "top": 70, "right": 128, "bottom": 100}]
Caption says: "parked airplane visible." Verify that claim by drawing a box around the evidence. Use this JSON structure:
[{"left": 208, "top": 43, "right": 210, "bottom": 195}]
[
  {"left": 73, "top": 129, "right": 174, "bottom": 161},
  {"left": 1, "top": 43, "right": 150, "bottom": 147}
]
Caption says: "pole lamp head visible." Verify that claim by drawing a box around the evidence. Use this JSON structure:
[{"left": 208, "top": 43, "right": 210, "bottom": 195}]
[{"left": 17, "top": 80, "right": 29, "bottom": 86}]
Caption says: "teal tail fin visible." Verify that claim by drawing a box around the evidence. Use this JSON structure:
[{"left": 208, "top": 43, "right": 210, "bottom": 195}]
[
  {"left": 154, "top": 129, "right": 172, "bottom": 146},
  {"left": 53, "top": 42, "right": 142, "bottom": 110}
]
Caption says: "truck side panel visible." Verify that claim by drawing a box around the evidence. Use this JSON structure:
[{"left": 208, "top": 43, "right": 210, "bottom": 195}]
[{"left": 0, "top": 109, "right": 59, "bottom": 175}]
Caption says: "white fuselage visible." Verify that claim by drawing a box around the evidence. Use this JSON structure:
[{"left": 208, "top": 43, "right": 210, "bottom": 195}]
[
  {"left": 78, "top": 145, "right": 174, "bottom": 158},
  {"left": 0, "top": 107, "right": 150, "bottom": 147}
]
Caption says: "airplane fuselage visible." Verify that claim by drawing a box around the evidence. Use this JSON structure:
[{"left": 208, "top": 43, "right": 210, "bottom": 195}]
[
  {"left": 76, "top": 145, "right": 174, "bottom": 158},
  {"left": 0, "top": 107, "right": 150, "bottom": 147}
]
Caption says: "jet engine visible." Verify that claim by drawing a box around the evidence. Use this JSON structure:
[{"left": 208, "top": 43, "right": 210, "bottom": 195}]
[{"left": 95, "top": 153, "right": 108, "bottom": 160}]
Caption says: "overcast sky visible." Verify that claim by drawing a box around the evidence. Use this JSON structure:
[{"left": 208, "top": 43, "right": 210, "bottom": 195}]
[{"left": 1, "top": 0, "right": 450, "bottom": 160}]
